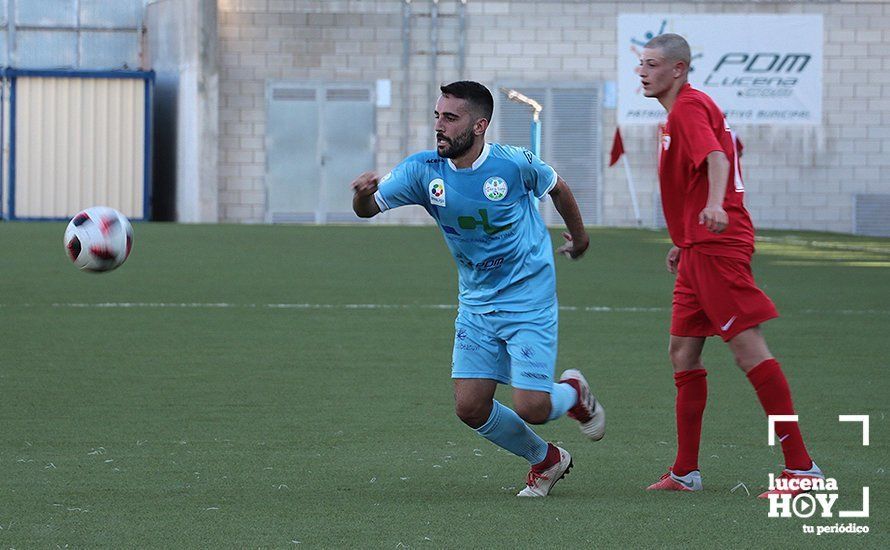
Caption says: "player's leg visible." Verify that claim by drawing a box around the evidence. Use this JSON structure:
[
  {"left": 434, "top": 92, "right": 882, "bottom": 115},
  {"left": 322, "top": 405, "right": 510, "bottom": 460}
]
[
  {"left": 453, "top": 377, "right": 549, "bottom": 461},
  {"left": 504, "top": 302, "right": 566, "bottom": 424},
  {"left": 453, "top": 377, "right": 498, "bottom": 429},
  {"left": 500, "top": 305, "right": 588, "bottom": 496},
  {"left": 647, "top": 335, "right": 708, "bottom": 491},
  {"left": 693, "top": 252, "right": 819, "bottom": 494},
  {"left": 506, "top": 385, "right": 573, "bottom": 497},
  {"left": 725, "top": 325, "right": 772, "bottom": 372},
  {"left": 505, "top": 303, "right": 605, "bottom": 439},
  {"left": 451, "top": 309, "right": 557, "bottom": 495},
  {"left": 668, "top": 335, "right": 708, "bottom": 478},
  {"left": 648, "top": 252, "right": 711, "bottom": 491},
  {"left": 727, "top": 326, "right": 820, "bottom": 495},
  {"left": 729, "top": 328, "right": 810, "bottom": 468},
  {"left": 511, "top": 388, "right": 552, "bottom": 425},
  {"left": 454, "top": 378, "right": 565, "bottom": 497}
]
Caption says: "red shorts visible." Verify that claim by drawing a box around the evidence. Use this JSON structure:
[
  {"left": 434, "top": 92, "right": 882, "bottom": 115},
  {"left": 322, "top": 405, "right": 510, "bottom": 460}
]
[{"left": 671, "top": 247, "right": 779, "bottom": 342}]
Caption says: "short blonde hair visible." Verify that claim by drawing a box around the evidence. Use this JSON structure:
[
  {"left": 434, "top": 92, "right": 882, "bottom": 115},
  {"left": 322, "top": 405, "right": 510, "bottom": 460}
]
[{"left": 644, "top": 33, "right": 691, "bottom": 66}]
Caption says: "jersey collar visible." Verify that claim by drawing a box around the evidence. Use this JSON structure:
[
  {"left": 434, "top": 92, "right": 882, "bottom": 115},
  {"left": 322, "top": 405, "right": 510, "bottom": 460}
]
[{"left": 447, "top": 142, "right": 491, "bottom": 172}]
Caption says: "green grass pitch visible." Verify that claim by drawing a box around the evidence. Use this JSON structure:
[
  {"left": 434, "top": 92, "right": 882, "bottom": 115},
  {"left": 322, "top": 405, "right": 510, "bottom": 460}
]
[{"left": 0, "top": 223, "right": 887, "bottom": 548}]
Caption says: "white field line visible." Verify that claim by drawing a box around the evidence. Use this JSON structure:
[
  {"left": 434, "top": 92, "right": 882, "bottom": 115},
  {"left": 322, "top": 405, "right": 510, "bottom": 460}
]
[
  {"left": 756, "top": 235, "right": 890, "bottom": 255},
  {"left": 0, "top": 302, "right": 877, "bottom": 315},
  {"left": 38, "top": 302, "right": 665, "bottom": 312}
]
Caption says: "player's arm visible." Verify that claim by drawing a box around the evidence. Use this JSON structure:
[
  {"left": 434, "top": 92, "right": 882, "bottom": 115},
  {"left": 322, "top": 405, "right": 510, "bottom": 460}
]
[
  {"left": 351, "top": 171, "right": 381, "bottom": 218},
  {"left": 699, "top": 151, "right": 729, "bottom": 233},
  {"left": 548, "top": 176, "right": 589, "bottom": 259},
  {"left": 675, "top": 101, "right": 730, "bottom": 234}
]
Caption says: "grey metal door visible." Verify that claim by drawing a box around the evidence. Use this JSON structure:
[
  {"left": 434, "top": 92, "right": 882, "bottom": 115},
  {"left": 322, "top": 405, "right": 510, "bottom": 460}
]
[
  {"left": 266, "top": 86, "right": 320, "bottom": 222},
  {"left": 320, "top": 86, "right": 375, "bottom": 223},
  {"left": 266, "top": 82, "right": 374, "bottom": 223}
]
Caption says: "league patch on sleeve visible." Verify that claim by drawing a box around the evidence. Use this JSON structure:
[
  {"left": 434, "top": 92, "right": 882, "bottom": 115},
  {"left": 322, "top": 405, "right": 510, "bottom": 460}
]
[{"left": 429, "top": 179, "right": 446, "bottom": 207}]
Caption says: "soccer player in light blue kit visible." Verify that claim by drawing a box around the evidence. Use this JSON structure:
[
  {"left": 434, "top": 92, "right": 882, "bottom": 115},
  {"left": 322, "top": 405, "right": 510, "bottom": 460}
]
[{"left": 351, "top": 81, "right": 605, "bottom": 497}]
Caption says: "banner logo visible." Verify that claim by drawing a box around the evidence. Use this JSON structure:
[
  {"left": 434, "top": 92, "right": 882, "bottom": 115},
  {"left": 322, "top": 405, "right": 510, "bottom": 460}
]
[{"left": 618, "top": 14, "right": 823, "bottom": 125}]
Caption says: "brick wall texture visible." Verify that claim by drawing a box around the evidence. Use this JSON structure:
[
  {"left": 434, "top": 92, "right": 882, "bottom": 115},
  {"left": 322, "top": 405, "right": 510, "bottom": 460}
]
[{"left": 216, "top": 0, "right": 890, "bottom": 233}]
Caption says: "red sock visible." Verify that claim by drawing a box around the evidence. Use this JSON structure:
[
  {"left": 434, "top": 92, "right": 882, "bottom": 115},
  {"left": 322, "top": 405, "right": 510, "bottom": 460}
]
[
  {"left": 672, "top": 369, "right": 707, "bottom": 476},
  {"left": 533, "top": 443, "right": 561, "bottom": 471},
  {"left": 746, "top": 359, "right": 812, "bottom": 471}
]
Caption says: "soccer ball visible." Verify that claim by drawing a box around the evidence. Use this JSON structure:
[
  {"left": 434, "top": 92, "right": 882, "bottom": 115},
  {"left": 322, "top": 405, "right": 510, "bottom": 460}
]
[{"left": 63, "top": 206, "right": 134, "bottom": 272}]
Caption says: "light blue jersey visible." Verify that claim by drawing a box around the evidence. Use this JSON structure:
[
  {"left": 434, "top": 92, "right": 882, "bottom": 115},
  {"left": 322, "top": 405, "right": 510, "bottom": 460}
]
[{"left": 374, "top": 143, "right": 558, "bottom": 313}]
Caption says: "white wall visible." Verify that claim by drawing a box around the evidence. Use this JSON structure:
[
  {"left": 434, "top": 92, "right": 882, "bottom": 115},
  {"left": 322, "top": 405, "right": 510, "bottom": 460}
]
[
  {"left": 215, "top": 0, "right": 890, "bottom": 233},
  {"left": 145, "top": 0, "right": 219, "bottom": 223}
]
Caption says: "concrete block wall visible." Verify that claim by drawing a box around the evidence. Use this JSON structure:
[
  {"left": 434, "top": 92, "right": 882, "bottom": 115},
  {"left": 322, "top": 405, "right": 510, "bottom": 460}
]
[{"left": 216, "top": 0, "right": 890, "bottom": 233}]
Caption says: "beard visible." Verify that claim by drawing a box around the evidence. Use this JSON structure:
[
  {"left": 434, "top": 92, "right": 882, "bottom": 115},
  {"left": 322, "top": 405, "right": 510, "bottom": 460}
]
[{"left": 437, "top": 125, "right": 476, "bottom": 159}]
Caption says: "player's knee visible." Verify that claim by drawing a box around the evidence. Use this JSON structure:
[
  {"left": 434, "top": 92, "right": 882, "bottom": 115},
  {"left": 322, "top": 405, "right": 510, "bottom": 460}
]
[
  {"left": 731, "top": 352, "right": 748, "bottom": 370},
  {"left": 513, "top": 400, "right": 550, "bottom": 425},
  {"left": 732, "top": 350, "right": 765, "bottom": 372},
  {"left": 727, "top": 328, "right": 771, "bottom": 371},
  {"left": 454, "top": 400, "right": 491, "bottom": 429},
  {"left": 668, "top": 345, "right": 700, "bottom": 371}
]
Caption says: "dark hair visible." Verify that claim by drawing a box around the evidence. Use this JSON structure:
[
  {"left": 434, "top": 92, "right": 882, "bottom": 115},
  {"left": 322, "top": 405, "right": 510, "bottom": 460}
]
[{"left": 440, "top": 81, "right": 494, "bottom": 121}]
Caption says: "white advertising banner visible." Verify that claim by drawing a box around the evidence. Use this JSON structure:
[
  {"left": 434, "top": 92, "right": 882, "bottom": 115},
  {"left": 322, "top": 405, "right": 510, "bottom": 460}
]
[{"left": 617, "top": 14, "right": 823, "bottom": 125}]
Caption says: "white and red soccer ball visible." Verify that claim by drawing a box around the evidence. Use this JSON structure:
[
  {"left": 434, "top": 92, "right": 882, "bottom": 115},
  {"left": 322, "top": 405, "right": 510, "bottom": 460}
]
[{"left": 63, "top": 206, "right": 133, "bottom": 272}]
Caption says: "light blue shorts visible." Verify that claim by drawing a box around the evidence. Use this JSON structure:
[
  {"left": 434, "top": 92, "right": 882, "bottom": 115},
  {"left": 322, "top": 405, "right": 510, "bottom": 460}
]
[{"left": 451, "top": 302, "right": 558, "bottom": 392}]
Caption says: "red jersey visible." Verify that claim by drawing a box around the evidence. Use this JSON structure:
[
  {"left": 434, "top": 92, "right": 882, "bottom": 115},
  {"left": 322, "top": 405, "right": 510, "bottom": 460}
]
[{"left": 659, "top": 84, "right": 755, "bottom": 259}]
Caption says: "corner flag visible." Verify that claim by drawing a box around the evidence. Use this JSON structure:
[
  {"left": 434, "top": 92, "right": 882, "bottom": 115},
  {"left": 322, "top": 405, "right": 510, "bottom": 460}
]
[
  {"left": 609, "top": 127, "right": 641, "bottom": 226},
  {"left": 609, "top": 127, "right": 625, "bottom": 167}
]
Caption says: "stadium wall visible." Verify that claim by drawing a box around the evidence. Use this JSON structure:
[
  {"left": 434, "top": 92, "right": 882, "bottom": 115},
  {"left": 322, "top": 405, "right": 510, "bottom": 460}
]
[
  {"left": 146, "top": 0, "right": 220, "bottom": 223},
  {"left": 215, "top": 0, "right": 890, "bottom": 233}
]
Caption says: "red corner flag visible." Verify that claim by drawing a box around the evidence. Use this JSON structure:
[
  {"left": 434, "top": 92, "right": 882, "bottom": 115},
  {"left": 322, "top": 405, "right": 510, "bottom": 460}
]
[{"left": 609, "top": 127, "right": 624, "bottom": 167}]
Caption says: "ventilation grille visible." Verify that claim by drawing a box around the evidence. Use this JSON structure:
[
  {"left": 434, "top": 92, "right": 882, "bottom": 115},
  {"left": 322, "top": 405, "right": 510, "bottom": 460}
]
[
  {"left": 549, "top": 87, "right": 600, "bottom": 225},
  {"left": 497, "top": 84, "right": 602, "bottom": 224},
  {"left": 854, "top": 194, "right": 890, "bottom": 237},
  {"left": 272, "top": 87, "right": 316, "bottom": 101},
  {"left": 326, "top": 88, "right": 371, "bottom": 102}
]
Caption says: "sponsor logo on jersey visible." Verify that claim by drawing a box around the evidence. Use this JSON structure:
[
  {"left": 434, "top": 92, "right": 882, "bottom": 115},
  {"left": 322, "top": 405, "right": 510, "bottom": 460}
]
[
  {"left": 483, "top": 177, "right": 508, "bottom": 201},
  {"left": 429, "top": 178, "right": 446, "bottom": 207},
  {"left": 458, "top": 209, "right": 512, "bottom": 236}
]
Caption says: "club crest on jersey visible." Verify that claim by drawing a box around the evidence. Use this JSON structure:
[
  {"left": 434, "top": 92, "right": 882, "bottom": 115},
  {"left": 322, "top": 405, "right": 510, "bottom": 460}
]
[
  {"left": 662, "top": 134, "right": 671, "bottom": 151},
  {"left": 483, "top": 177, "right": 508, "bottom": 201},
  {"left": 429, "top": 178, "right": 446, "bottom": 207}
]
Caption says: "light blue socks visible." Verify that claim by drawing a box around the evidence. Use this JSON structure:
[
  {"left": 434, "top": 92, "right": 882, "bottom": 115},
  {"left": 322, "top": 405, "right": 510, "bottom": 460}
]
[
  {"left": 547, "top": 381, "right": 578, "bottom": 421},
  {"left": 475, "top": 400, "right": 548, "bottom": 464}
]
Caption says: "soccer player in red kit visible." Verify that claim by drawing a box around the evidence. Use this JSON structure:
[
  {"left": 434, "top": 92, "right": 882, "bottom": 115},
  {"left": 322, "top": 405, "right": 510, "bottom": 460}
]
[{"left": 636, "top": 33, "right": 822, "bottom": 496}]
